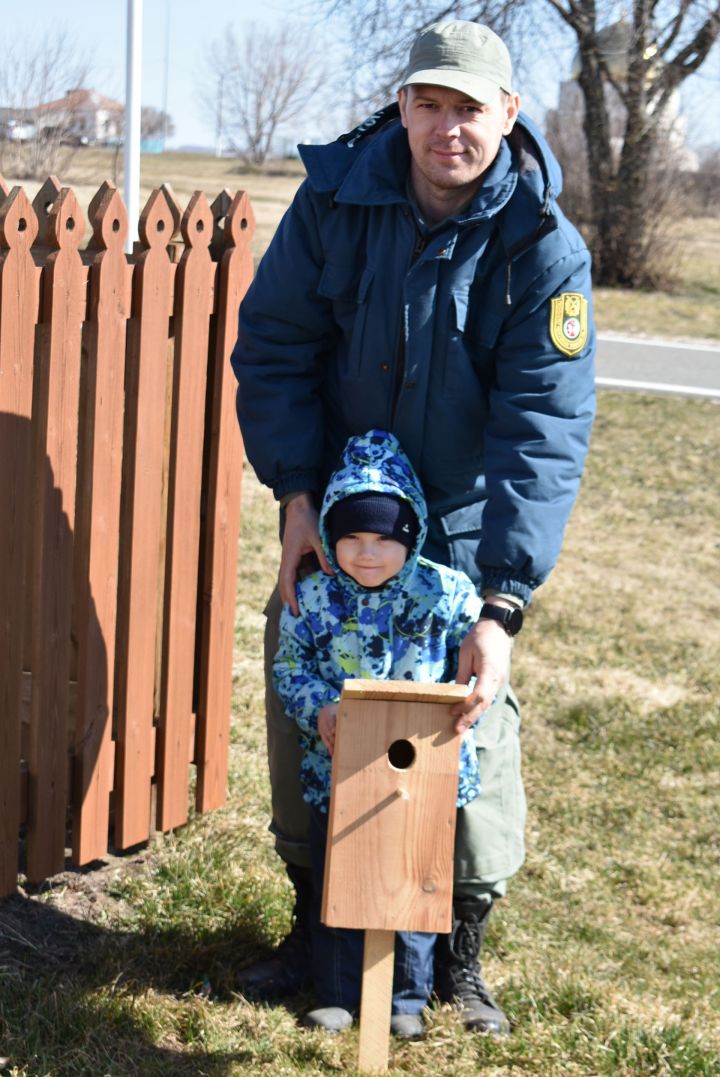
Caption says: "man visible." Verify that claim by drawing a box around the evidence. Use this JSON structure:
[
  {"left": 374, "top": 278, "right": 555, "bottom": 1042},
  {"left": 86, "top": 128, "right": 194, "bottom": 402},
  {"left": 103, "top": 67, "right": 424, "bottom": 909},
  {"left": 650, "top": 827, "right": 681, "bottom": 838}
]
[{"left": 231, "top": 20, "right": 595, "bottom": 1036}]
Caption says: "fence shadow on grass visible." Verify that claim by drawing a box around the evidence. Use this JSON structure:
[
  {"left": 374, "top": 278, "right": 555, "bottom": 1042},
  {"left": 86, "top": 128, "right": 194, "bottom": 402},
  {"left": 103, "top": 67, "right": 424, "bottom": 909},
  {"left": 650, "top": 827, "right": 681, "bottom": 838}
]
[{"left": 0, "top": 887, "right": 306, "bottom": 1075}]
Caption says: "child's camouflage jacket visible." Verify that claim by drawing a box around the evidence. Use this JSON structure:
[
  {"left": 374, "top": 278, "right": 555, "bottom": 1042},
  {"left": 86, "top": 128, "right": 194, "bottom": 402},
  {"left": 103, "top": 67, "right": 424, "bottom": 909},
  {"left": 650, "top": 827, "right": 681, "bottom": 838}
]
[{"left": 273, "top": 429, "right": 484, "bottom": 811}]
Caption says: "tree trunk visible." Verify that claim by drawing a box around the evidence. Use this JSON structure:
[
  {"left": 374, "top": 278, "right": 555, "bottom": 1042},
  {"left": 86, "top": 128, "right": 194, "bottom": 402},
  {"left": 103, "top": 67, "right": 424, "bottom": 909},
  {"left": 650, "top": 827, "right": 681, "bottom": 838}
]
[
  {"left": 576, "top": 49, "right": 619, "bottom": 285},
  {"left": 611, "top": 10, "right": 659, "bottom": 287}
]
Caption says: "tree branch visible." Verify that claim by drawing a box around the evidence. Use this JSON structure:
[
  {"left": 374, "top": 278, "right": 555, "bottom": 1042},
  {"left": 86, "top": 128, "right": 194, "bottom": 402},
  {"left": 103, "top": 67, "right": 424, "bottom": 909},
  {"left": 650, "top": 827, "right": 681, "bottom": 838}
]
[{"left": 651, "top": 3, "right": 720, "bottom": 109}]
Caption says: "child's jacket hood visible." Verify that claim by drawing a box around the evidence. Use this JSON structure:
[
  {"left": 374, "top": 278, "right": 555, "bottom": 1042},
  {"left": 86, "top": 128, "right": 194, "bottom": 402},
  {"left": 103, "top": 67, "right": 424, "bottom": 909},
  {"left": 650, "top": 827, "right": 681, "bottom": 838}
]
[{"left": 319, "top": 429, "right": 427, "bottom": 594}]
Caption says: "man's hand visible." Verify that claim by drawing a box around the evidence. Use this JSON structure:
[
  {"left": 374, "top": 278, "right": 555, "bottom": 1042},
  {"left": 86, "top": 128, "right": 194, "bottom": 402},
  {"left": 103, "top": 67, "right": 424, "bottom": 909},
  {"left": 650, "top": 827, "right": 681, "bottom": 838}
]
[
  {"left": 452, "top": 613, "right": 514, "bottom": 733},
  {"left": 279, "top": 493, "right": 333, "bottom": 615},
  {"left": 318, "top": 703, "right": 338, "bottom": 755}
]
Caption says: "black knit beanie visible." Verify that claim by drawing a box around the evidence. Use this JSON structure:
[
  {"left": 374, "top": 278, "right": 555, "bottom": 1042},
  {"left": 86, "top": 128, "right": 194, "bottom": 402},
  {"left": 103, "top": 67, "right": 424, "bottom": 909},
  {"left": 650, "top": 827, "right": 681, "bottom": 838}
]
[{"left": 327, "top": 492, "right": 418, "bottom": 549}]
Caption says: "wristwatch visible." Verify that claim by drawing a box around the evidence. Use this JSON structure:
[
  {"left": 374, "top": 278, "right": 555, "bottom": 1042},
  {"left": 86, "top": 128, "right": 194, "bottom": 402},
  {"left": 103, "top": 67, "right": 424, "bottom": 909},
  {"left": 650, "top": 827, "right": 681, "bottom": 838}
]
[{"left": 479, "top": 602, "right": 524, "bottom": 637}]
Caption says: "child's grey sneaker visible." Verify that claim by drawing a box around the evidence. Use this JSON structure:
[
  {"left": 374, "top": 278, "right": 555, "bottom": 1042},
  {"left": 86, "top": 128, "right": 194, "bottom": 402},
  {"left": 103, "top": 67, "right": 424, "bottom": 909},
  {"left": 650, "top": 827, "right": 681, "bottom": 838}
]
[
  {"left": 302, "top": 1006, "right": 354, "bottom": 1033},
  {"left": 390, "top": 1013, "right": 424, "bottom": 1039}
]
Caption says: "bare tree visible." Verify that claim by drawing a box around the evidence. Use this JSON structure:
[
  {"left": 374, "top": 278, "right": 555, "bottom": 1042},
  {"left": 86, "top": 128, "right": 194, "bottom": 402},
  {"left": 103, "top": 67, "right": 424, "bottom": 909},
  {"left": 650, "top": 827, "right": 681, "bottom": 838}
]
[
  {"left": 200, "top": 22, "right": 327, "bottom": 165},
  {"left": 0, "top": 30, "right": 91, "bottom": 180},
  {"left": 319, "top": 0, "right": 720, "bottom": 288},
  {"left": 141, "top": 107, "right": 175, "bottom": 143},
  {"left": 546, "top": 78, "right": 688, "bottom": 288},
  {"left": 328, "top": 0, "right": 523, "bottom": 109},
  {"left": 549, "top": 4, "right": 719, "bottom": 286}
]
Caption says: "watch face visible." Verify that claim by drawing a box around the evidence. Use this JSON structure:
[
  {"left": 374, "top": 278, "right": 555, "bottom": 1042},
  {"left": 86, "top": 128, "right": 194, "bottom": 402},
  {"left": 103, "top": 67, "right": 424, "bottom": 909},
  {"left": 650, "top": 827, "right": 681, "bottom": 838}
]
[{"left": 507, "top": 608, "right": 523, "bottom": 635}]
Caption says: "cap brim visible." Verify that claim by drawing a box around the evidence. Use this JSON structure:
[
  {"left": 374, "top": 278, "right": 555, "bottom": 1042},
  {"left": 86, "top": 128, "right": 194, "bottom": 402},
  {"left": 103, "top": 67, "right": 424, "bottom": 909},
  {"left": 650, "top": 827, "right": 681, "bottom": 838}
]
[{"left": 401, "top": 68, "right": 508, "bottom": 103}]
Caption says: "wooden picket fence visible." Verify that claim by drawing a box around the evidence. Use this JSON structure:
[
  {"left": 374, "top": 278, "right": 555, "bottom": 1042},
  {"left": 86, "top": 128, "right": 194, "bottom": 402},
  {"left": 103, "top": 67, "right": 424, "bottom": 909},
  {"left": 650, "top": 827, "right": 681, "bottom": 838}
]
[{"left": 0, "top": 173, "right": 254, "bottom": 896}]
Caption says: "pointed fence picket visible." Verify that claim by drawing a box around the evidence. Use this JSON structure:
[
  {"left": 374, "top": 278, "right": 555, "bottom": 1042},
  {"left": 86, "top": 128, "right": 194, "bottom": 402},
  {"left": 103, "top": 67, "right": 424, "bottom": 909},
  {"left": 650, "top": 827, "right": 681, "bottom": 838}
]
[{"left": 0, "top": 175, "right": 254, "bottom": 894}]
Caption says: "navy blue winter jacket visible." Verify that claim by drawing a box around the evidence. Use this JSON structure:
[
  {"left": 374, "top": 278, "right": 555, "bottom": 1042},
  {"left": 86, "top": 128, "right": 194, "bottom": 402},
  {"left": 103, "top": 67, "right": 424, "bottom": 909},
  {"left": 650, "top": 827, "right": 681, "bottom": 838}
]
[{"left": 232, "top": 108, "right": 596, "bottom": 604}]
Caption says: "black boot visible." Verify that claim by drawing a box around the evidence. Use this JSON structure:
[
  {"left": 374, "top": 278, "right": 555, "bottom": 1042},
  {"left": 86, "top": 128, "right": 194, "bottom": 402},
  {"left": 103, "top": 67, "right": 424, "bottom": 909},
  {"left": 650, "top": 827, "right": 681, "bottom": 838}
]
[
  {"left": 236, "top": 863, "right": 313, "bottom": 1000},
  {"left": 434, "top": 898, "right": 510, "bottom": 1035}
]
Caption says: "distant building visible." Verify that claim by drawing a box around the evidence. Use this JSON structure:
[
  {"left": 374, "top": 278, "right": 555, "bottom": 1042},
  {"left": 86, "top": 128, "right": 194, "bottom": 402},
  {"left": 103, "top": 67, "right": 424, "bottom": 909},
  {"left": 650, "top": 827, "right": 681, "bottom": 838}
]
[
  {"left": 0, "top": 109, "right": 37, "bottom": 142},
  {"left": 32, "top": 88, "right": 124, "bottom": 146}
]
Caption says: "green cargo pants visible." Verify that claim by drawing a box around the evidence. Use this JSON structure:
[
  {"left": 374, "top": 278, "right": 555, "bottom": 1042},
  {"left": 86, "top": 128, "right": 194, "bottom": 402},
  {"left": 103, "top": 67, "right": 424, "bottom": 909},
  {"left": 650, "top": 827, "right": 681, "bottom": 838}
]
[{"left": 263, "top": 588, "right": 526, "bottom": 900}]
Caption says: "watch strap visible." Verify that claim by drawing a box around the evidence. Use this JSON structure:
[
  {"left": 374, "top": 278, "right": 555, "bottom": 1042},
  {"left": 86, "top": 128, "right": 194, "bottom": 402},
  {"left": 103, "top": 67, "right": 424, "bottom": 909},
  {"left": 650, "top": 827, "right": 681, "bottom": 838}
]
[{"left": 479, "top": 602, "right": 524, "bottom": 636}]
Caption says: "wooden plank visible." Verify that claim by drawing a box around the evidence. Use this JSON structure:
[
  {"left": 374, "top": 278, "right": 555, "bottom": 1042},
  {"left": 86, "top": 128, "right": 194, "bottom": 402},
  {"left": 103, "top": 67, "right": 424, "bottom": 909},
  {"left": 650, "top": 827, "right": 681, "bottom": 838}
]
[
  {"left": 26, "top": 188, "right": 87, "bottom": 882},
  {"left": 195, "top": 190, "right": 255, "bottom": 813},
  {"left": 71, "top": 183, "right": 132, "bottom": 864},
  {"left": 19, "top": 758, "right": 73, "bottom": 827},
  {"left": 19, "top": 761, "right": 28, "bottom": 826},
  {"left": 23, "top": 177, "right": 64, "bottom": 694},
  {"left": 322, "top": 683, "right": 461, "bottom": 933},
  {"left": 20, "top": 673, "right": 77, "bottom": 739},
  {"left": 30, "top": 176, "right": 62, "bottom": 256},
  {"left": 156, "top": 191, "right": 214, "bottom": 832},
  {"left": 358, "top": 929, "right": 394, "bottom": 1074},
  {"left": 342, "top": 679, "right": 469, "bottom": 704},
  {"left": 113, "top": 188, "right": 176, "bottom": 849},
  {"left": 0, "top": 188, "right": 40, "bottom": 895}
]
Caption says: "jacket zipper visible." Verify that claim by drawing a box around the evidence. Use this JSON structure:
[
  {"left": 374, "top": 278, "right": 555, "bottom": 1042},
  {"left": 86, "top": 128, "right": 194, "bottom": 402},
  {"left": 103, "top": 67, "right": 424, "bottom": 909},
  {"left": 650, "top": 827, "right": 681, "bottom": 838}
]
[{"left": 391, "top": 223, "right": 427, "bottom": 423}]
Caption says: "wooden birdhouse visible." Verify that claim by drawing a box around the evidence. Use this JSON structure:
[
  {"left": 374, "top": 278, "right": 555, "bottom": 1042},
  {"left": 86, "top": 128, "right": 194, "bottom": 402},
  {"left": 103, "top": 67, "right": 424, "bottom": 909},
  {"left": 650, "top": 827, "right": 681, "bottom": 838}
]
[{"left": 321, "top": 678, "right": 469, "bottom": 1071}]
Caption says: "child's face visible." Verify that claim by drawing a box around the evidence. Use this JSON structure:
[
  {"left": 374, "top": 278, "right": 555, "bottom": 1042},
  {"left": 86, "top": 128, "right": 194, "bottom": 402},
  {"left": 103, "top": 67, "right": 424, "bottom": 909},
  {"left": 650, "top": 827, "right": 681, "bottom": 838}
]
[{"left": 335, "top": 531, "right": 408, "bottom": 588}]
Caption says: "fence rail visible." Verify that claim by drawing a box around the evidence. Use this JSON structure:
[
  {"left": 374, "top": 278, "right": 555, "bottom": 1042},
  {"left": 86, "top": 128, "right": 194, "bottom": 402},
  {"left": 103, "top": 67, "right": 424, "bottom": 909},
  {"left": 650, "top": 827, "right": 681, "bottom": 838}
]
[{"left": 0, "top": 174, "right": 253, "bottom": 895}]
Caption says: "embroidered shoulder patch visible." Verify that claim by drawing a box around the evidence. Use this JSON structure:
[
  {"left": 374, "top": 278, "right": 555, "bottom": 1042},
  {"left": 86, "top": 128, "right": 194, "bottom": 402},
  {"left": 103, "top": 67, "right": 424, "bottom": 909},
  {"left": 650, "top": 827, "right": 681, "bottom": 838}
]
[{"left": 550, "top": 293, "right": 588, "bottom": 357}]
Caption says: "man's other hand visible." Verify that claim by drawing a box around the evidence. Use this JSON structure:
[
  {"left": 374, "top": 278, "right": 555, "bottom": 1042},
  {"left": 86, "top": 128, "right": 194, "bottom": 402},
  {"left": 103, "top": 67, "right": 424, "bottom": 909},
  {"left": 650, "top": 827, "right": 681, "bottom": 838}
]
[
  {"left": 452, "top": 614, "right": 514, "bottom": 732},
  {"left": 279, "top": 493, "right": 333, "bottom": 614}
]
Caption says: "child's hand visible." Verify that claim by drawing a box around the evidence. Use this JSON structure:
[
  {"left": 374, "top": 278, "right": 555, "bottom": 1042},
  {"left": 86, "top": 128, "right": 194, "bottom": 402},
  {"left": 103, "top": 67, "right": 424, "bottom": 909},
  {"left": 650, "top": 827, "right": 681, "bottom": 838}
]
[{"left": 318, "top": 703, "right": 338, "bottom": 755}]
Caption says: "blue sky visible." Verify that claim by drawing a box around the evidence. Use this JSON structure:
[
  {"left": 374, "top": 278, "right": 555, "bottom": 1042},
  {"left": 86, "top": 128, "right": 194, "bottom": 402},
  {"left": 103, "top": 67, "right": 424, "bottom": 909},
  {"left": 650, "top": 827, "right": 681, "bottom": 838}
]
[
  {"left": 2, "top": 1, "right": 717, "bottom": 152},
  {"left": 2, "top": 0, "right": 314, "bottom": 150}
]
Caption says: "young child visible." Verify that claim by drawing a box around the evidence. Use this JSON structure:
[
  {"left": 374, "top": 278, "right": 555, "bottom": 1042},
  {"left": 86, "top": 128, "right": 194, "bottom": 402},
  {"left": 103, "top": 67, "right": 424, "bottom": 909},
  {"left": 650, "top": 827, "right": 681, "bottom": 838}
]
[{"left": 273, "top": 429, "right": 483, "bottom": 1039}]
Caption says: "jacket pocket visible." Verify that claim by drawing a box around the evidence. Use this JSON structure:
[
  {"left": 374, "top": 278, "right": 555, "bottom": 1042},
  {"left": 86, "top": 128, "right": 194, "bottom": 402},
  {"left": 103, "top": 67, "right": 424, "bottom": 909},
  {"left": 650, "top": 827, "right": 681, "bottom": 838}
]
[
  {"left": 439, "top": 502, "right": 485, "bottom": 580},
  {"left": 442, "top": 290, "right": 468, "bottom": 396},
  {"left": 317, "top": 262, "right": 374, "bottom": 379},
  {"left": 443, "top": 289, "right": 492, "bottom": 399}
]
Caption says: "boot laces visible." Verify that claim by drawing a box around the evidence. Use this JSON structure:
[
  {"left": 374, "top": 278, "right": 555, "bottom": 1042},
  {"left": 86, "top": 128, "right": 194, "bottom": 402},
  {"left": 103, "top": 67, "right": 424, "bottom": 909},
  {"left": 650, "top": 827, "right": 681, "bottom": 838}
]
[
  {"left": 453, "top": 919, "right": 482, "bottom": 963},
  {"left": 447, "top": 918, "right": 497, "bottom": 1008},
  {"left": 451, "top": 963, "right": 496, "bottom": 1007}
]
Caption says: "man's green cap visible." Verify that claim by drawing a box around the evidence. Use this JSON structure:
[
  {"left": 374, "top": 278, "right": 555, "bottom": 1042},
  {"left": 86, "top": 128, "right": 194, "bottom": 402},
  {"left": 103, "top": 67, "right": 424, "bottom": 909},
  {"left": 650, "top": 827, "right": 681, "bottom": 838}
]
[{"left": 400, "top": 21, "right": 513, "bottom": 102}]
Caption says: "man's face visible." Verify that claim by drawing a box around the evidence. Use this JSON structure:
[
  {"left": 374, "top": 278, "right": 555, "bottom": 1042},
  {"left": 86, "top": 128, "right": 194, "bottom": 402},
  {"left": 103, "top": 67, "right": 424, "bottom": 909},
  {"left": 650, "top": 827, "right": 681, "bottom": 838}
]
[{"left": 398, "top": 84, "right": 519, "bottom": 198}]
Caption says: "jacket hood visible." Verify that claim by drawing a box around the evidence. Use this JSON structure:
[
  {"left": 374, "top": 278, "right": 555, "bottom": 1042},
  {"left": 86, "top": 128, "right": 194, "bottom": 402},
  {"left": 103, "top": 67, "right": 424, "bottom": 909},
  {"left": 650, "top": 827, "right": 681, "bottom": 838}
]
[
  {"left": 319, "top": 430, "right": 427, "bottom": 592},
  {"left": 298, "top": 108, "right": 562, "bottom": 228}
]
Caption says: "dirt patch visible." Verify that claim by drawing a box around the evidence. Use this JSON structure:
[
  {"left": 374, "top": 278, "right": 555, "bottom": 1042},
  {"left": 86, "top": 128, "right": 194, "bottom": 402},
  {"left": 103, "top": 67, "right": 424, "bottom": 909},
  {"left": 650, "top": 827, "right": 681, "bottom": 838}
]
[{"left": 1, "top": 849, "right": 150, "bottom": 972}]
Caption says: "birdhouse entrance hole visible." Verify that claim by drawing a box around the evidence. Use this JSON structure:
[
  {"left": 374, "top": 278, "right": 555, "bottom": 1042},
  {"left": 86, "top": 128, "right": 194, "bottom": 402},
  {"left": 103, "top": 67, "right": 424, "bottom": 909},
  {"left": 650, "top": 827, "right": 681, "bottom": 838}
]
[{"left": 387, "top": 739, "right": 415, "bottom": 770}]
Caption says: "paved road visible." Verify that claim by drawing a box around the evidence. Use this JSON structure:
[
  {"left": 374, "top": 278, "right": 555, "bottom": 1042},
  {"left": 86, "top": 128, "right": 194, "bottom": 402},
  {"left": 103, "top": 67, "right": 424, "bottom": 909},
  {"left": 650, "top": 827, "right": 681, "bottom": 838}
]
[{"left": 596, "top": 333, "right": 720, "bottom": 399}]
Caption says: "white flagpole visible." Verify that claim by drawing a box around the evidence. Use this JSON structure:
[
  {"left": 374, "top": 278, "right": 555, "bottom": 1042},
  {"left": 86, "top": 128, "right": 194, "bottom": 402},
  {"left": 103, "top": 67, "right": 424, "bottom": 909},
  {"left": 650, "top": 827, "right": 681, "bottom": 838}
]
[{"left": 124, "top": 0, "right": 143, "bottom": 253}]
